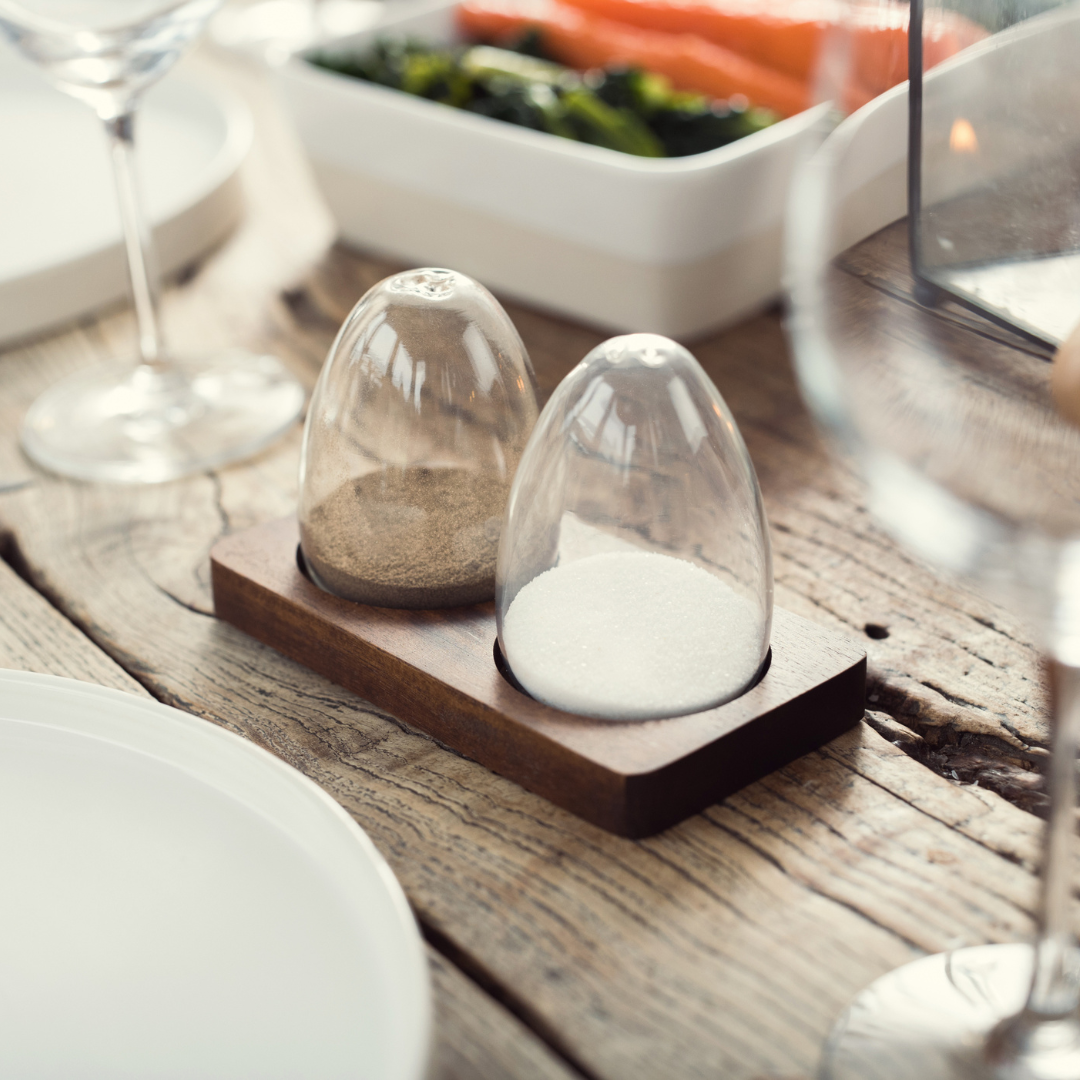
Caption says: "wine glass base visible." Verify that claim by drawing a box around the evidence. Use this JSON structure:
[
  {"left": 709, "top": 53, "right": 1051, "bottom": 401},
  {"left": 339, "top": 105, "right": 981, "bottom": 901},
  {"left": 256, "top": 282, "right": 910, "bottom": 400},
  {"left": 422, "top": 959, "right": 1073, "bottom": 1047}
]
[
  {"left": 21, "top": 351, "right": 305, "bottom": 484},
  {"left": 820, "top": 944, "right": 1080, "bottom": 1080}
]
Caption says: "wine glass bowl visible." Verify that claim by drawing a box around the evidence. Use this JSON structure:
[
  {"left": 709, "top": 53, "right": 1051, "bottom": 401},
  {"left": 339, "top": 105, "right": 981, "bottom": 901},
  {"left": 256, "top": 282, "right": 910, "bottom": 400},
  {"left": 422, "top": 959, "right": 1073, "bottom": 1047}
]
[{"left": 0, "top": 0, "right": 222, "bottom": 116}]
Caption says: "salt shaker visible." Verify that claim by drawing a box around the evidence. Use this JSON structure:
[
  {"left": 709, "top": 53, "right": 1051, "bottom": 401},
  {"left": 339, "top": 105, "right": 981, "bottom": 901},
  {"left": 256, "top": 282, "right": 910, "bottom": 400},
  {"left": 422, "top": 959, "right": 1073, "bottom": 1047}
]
[{"left": 496, "top": 333, "right": 772, "bottom": 720}]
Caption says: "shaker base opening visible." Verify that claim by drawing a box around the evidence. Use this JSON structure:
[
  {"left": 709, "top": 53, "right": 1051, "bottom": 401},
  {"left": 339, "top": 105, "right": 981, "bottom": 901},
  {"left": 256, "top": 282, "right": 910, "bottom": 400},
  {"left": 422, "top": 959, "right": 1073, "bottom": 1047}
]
[{"left": 492, "top": 638, "right": 773, "bottom": 720}]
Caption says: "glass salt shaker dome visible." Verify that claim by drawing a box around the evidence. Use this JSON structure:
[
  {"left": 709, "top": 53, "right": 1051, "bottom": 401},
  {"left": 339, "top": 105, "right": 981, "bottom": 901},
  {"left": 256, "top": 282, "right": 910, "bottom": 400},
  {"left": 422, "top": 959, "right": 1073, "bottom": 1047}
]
[
  {"left": 496, "top": 333, "right": 772, "bottom": 721},
  {"left": 298, "top": 268, "right": 538, "bottom": 608}
]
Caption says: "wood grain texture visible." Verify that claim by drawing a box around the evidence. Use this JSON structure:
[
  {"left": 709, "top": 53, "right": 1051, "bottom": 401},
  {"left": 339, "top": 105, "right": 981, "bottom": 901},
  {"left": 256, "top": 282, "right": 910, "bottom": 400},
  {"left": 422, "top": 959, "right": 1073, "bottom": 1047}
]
[
  {"left": 427, "top": 948, "right": 582, "bottom": 1080},
  {"left": 0, "top": 45, "right": 1069, "bottom": 1080},
  {"left": 0, "top": 482, "right": 926, "bottom": 1078},
  {"left": 0, "top": 378, "right": 1062, "bottom": 1078},
  {"left": 0, "top": 540, "right": 145, "bottom": 693},
  {"left": 211, "top": 516, "right": 865, "bottom": 835},
  {"left": 0, "top": 509, "right": 584, "bottom": 1080},
  {"left": 295, "top": 235, "right": 1055, "bottom": 788},
  {"left": 818, "top": 216, "right": 1062, "bottom": 806}
]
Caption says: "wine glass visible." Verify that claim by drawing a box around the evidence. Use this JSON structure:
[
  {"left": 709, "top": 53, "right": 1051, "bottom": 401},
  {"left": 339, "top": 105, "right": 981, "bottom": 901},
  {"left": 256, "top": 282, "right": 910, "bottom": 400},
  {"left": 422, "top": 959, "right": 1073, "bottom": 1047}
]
[
  {"left": 787, "top": 1, "right": 1080, "bottom": 1076},
  {"left": 2, "top": 0, "right": 305, "bottom": 483}
]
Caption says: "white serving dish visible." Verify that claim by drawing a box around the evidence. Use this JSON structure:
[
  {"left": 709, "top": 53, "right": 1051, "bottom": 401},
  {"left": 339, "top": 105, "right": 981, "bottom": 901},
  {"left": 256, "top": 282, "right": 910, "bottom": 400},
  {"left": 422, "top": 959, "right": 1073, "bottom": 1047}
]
[
  {"left": 0, "top": 45, "right": 250, "bottom": 347},
  {"left": 278, "top": 0, "right": 828, "bottom": 338}
]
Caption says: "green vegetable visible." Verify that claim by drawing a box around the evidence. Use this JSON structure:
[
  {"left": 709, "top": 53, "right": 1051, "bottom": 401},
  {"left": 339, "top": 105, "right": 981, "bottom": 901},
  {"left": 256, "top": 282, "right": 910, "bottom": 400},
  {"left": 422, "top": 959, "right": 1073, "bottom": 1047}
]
[
  {"left": 461, "top": 44, "right": 574, "bottom": 88},
  {"left": 309, "top": 38, "right": 777, "bottom": 158},
  {"left": 460, "top": 46, "right": 662, "bottom": 155},
  {"left": 557, "top": 87, "right": 663, "bottom": 156},
  {"left": 591, "top": 66, "right": 778, "bottom": 156}
]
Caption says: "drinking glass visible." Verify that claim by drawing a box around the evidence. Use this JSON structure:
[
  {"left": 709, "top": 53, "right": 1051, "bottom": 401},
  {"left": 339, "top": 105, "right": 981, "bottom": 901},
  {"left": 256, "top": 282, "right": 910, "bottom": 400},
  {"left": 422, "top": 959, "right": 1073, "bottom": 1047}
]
[
  {"left": 2, "top": 0, "right": 305, "bottom": 483},
  {"left": 788, "top": 0, "right": 1080, "bottom": 1075}
]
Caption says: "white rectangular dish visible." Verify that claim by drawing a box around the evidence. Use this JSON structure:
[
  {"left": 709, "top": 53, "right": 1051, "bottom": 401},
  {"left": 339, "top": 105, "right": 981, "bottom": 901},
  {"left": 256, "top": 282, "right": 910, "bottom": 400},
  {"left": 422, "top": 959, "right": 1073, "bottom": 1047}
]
[{"left": 277, "top": 0, "right": 828, "bottom": 338}]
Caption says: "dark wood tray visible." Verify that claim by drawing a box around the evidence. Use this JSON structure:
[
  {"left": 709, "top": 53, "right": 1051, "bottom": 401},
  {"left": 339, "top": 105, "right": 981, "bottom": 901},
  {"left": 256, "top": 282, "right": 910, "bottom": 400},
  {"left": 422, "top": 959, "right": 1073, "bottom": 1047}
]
[{"left": 211, "top": 517, "right": 866, "bottom": 837}]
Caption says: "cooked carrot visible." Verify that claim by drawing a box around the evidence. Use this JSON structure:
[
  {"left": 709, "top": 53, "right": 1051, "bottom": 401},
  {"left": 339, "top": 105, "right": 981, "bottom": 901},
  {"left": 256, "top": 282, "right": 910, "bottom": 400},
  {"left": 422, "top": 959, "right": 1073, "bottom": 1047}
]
[
  {"left": 458, "top": 0, "right": 811, "bottom": 115},
  {"left": 556, "top": 0, "right": 827, "bottom": 80},
  {"left": 552, "top": 0, "right": 987, "bottom": 98},
  {"left": 843, "top": 5, "right": 986, "bottom": 109}
]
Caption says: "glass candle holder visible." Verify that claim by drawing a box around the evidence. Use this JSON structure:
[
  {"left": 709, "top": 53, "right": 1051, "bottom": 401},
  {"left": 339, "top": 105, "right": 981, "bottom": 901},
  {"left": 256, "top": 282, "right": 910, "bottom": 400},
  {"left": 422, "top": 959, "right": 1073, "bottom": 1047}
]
[
  {"left": 299, "top": 268, "right": 538, "bottom": 608},
  {"left": 496, "top": 332, "right": 772, "bottom": 721},
  {"left": 909, "top": 0, "right": 1080, "bottom": 345}
]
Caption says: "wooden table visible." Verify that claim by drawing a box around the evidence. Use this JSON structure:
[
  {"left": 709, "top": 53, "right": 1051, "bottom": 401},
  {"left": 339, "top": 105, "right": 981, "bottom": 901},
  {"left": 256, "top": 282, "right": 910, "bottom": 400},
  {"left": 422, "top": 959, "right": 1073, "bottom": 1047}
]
[{"left": 0, "top": 47, "right": 1061, "bottom": 1080}]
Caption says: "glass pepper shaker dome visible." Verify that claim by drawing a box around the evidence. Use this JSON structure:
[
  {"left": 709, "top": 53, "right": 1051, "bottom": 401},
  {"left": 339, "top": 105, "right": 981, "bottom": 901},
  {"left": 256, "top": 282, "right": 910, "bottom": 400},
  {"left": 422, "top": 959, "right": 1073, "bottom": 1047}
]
[
  {"left": 496, "top": 333, "right": 772, "bottom": 721},
  {"left": 299, "top": 268, "right": 539, "bottom": 609}
]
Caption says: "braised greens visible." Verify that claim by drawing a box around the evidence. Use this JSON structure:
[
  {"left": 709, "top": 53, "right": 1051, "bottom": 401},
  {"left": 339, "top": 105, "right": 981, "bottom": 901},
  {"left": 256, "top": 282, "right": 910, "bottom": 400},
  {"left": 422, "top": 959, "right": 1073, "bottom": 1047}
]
[{"left": 309, "top": 38, "right": 778, "bottom": 158}]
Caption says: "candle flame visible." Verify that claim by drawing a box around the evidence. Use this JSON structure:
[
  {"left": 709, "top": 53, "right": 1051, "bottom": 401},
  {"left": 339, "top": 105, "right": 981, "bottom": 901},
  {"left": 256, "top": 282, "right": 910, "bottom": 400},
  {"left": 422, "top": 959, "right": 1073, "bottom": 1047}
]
[{"left": 949, "top": 118, "right": 978, "bottom": 153}]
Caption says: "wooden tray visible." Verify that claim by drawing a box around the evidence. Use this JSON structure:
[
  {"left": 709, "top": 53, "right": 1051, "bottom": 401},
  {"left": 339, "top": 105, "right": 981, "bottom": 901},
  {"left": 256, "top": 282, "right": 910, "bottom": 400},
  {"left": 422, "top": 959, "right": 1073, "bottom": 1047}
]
[{"left": 211, "top": 518, "right": 866, "bottom": 837}]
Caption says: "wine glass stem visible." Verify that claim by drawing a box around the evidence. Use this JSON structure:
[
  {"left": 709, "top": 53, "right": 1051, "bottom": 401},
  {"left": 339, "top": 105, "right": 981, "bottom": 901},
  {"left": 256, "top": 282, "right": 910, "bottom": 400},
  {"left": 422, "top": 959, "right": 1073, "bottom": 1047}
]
[
  {"left": 1027, "top": 661, "right": 1080, "bottom": 1018},
  {"left": 103, "top": 110, "right": 167, "bottom": 373}
]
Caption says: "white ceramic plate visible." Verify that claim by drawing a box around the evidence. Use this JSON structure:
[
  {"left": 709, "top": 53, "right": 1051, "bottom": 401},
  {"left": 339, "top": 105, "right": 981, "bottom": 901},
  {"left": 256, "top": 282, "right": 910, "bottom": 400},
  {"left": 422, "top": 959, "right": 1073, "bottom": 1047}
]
[
  {"left": 0, "top": 669, "right": 431, "bottom": 1080},
  {"left": 0, "top": 47, "right": 251, "bottom": 346}
]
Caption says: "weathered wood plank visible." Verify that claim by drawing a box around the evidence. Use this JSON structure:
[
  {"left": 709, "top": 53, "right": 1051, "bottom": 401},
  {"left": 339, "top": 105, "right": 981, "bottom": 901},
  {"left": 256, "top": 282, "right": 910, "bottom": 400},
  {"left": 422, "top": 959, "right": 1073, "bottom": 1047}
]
[
  {"left": 210, "top": 516, "right": 866, "bottom": 837},
  {"left": 0, "top": 471, "right": 1062, "bottom": 1079},
  {"left": 0, "top": 518, "right": 580, "bottom": 1080},
  {"left": 0, "top": 538, "right": 145, "bottom": 693},
  {"left": 0, "top": 45, "right": 1065, "bottom": 1080},
  {"left": 293, "top": 237, "right": 1053, "bottom": 782},
  {"left": 3, "top": 44, "right": 1044, "bottom": 774},
  {"left": 428, "top": 949, "right": 583, "bottom": 1080}
]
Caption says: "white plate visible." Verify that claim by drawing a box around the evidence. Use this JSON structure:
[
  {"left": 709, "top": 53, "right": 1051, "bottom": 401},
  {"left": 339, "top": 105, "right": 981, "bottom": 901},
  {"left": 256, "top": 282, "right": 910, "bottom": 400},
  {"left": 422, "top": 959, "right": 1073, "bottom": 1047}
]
[
  {"left": 0, "top": 48, "right": 251, "bottom": 346},
  {"left": 0, "top": 669, "right": 431, "bottom": 1080}
]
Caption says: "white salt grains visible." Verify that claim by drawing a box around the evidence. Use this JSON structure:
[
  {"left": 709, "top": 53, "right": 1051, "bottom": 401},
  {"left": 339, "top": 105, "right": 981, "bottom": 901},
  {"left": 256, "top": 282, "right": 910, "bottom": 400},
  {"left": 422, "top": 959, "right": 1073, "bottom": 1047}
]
[{"left": 501, "top": 550, "right": 764, "bottom": 721}]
